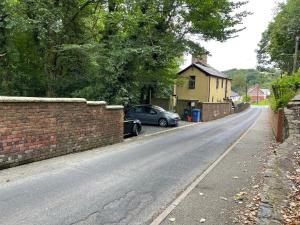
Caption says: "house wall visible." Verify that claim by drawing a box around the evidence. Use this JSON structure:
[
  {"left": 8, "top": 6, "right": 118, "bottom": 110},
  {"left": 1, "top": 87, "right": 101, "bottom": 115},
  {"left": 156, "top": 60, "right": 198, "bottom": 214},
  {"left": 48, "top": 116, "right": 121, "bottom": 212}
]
[
  {"left": 250, "top": 95, "right": 265, "bottom": 102},
  {"left": 0, "top": 97, "right": 123, "bottom": 169},
  {"left": 226, "top": 81, "right": 232, "bottom": 99},
  {"left": 175, "top": 66, "right": 231, "bottom": 103},
  {"left": 248, "top": 86, "right": 266, "bottom": 102},
  {"left": 176, "top": 66, "right": 209, "bottom": 102},
  {"left": 209, "top": 77, "right": 230, "bottom": 102}
]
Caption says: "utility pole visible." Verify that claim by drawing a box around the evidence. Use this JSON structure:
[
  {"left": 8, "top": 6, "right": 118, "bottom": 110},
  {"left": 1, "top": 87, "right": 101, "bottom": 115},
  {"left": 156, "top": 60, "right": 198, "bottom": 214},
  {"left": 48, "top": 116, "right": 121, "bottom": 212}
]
[
  {"left": 245, "top": 81, "right": 248, "bottom": 100},
  {"left": 293, "top": 36, "right": 299, "bottom": 74},
  {"left": 149, "top": 88, "right": 152, "bottom": 104},
  {"left": 256, "top": 84, "right": 259, "bottom": 104}
]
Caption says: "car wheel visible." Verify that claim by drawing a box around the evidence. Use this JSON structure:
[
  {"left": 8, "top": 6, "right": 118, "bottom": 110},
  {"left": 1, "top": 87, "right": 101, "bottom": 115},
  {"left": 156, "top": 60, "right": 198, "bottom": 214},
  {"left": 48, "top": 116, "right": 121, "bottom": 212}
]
[
  {"left": 158, "top": 118, "right": 168, "bottom": 127},
  {"left": 132, "top": 124, "right": 140, "bottom": 136}
]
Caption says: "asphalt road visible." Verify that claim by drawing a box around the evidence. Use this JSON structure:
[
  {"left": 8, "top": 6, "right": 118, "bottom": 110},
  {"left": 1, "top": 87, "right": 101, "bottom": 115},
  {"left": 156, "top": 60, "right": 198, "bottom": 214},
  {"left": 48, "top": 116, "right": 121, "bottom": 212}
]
[
  {"left": 0, "top": 107, "right": 261, "bottom": 225},
  {"left": 160, "top": 108, "right": 272, "bottom": 225}
]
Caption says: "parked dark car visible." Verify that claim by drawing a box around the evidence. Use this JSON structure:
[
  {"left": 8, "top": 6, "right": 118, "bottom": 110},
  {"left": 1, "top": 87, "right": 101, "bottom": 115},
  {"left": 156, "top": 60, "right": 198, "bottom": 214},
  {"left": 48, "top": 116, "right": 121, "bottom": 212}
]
[
  {"left": 126, "top": 105, "right": 180, "bottom": 127},
  {"left": 124, "top": 118, "right": 142, "bottom": 136}
]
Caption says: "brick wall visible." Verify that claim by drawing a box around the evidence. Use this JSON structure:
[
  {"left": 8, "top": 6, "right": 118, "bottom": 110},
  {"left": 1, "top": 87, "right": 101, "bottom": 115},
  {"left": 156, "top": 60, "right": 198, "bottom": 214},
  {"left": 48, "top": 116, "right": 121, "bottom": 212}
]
[
  {"left": 0, "top": 97, "right": 124, "bottom": 169},
  {"left": 269, "top": 108, "right": 285, "bottom": 142},
  {"left": 234, "top": 102, "right": 250, "bottom": 113},
  {"left": 199, "top": 102, "right": 232, "bottom": 122},
  {"left": 269, "top": 94, "right": 300, "bottom": 143}
]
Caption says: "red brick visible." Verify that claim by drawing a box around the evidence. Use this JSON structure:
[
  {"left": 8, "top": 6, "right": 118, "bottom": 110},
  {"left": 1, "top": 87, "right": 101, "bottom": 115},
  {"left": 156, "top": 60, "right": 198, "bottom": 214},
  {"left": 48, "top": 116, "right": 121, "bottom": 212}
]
[{"left": 0, "top": 100, "right": 123, "bottom": 168}]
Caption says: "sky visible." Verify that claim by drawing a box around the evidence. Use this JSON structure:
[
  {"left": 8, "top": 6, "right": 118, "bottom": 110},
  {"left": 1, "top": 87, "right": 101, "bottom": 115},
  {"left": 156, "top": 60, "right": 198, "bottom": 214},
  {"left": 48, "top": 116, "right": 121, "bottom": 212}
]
[{"left": 184, "top": 0, "right": 282, "bottom": 71}]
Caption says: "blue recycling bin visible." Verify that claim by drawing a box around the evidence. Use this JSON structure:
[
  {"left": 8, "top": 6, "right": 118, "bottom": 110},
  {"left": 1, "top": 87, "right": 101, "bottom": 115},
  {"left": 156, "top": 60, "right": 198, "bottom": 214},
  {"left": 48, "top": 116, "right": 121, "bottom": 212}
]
[{"left": 192, "top": 109, "right": 201, "bottom": 122}]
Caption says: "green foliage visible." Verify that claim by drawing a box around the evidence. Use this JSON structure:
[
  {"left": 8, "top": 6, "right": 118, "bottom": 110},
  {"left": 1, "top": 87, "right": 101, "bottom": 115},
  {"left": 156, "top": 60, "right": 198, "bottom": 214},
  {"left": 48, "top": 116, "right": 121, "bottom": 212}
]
[
  {"left": 270, "top": 70, "right": 300, "bottom": 110},
  {"left": 242, "top": 95, "right": 251, "bottom": 102},
  {"left": 257, "top": 0, "right": 300, "bottom": 73},
  {"left": 0, "top": 0, "right": 248, "bottom": 104},
  {"left": 224, "top": 69, "right": 280, "bottom": 94},
  {"left": 251, "top": 99, "right": 269, "bottom": 106}
]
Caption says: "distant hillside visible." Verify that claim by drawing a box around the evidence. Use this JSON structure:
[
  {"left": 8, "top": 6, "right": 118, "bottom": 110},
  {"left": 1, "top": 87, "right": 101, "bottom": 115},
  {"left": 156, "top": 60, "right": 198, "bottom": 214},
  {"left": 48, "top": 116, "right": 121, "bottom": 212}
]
[{"left": 223, "top": 69, "right": 279, "bottom": 95}]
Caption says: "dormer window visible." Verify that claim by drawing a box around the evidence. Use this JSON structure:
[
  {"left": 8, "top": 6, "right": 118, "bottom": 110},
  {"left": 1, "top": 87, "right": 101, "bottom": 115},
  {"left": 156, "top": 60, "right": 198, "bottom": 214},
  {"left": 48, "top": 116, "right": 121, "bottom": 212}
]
[{"left": 189, "top": 76, "right": 196, "bottom": 89}]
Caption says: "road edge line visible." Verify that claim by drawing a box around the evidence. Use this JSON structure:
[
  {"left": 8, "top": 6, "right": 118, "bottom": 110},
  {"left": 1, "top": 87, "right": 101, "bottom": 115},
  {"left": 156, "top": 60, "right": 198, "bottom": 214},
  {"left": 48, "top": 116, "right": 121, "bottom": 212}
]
[{"left": 150, "top": 110, "right": 262, "bottom": 225}]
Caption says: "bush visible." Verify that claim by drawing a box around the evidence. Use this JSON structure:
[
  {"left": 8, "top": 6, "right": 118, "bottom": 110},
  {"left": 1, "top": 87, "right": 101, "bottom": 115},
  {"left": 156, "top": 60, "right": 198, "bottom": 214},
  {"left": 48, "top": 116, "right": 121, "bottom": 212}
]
[
  {"left": 252, "top": 99, "right": 269, "bottom": 106},
  {"left": 242, "top": 95, "right": 251, "bottom": 102},
  {"left": 270, "top": 71, "right": 300, "bottom": 111}
]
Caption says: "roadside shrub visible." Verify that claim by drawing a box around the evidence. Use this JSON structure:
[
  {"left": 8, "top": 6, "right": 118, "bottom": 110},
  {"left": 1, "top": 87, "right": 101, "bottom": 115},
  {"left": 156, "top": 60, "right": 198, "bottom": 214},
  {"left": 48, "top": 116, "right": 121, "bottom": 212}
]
[
  {"left": 242, "top": 95, "right": 251, "bottom": 102},
  {"left": 252, "top": 99, "right": 269, "bottom": 106},
  {"left": 270, "top": 71, "right": 300, "bottom": 111}
]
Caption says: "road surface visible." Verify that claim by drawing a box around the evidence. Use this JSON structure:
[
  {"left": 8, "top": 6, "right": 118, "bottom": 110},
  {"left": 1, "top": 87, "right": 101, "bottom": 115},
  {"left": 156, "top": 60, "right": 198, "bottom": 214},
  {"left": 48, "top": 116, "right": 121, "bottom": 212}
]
[
  {"left": 0, "top": 108, "right": 261, "bottom": 225},
  {"left": 160, "top": 108, "right": 272, "bottom": 225}
]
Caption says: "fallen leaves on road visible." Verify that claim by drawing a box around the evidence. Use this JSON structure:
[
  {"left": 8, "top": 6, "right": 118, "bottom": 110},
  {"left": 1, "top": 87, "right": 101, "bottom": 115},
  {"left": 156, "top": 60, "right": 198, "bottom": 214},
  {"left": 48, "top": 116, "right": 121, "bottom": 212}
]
[
  {"left": 232, "top": 169, "right": 264, "bottom": 224},
  {"left": 234, "top": 193, "right": 261, "bottom": 224},
  {"left": 199, "top": 218, "right": 206, "bottom": 223},
  {"left": 281, "top": 150, "right": 300, "bottom": 225},
  {"left": 220, "top": 197, "right": 228, "bottom": 201},
  {"left": 168, "top": 217, "right": 176, "bottom": 222},
  {"left": 232, "top": 140, "right": 278, "bottom": 224},
  {"left": 234, "top": 192, "right": 247, "bottom": 201}
]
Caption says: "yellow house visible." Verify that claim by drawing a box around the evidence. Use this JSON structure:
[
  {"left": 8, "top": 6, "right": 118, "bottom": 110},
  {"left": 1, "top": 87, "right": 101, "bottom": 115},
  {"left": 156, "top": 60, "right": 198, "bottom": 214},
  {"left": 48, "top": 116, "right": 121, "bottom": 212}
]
[{"left": 175, "top": 59, "right": 231, "bottom": 103}]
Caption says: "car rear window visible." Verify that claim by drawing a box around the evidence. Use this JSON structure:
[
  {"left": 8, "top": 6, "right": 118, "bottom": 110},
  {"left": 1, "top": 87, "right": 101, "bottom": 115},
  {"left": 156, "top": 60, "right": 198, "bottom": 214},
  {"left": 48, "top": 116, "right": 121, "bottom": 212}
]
[{"left": 134, "top": 106, "right": 144, "bottom": 113}]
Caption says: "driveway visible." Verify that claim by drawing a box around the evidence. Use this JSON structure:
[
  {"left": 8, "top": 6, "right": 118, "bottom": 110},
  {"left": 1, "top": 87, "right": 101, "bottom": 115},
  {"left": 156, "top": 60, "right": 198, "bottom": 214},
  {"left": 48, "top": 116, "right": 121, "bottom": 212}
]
[{"left": 0, "top": 107, "right": 260, "bottom": 225}]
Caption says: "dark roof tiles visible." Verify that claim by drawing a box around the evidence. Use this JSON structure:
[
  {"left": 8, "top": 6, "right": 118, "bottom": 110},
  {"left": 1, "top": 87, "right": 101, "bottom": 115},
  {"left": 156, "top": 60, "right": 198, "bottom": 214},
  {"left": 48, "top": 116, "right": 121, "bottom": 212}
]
[{"left": 179, "top": 62, "right": 230, "bottom": 79}]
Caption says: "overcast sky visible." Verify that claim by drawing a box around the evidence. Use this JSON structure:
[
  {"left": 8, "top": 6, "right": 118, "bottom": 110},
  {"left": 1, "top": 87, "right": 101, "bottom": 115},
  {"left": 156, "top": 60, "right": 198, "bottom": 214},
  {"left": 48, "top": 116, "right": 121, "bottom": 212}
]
[{"left": 184, "top": 0, "right": 282, "bottom": 71}]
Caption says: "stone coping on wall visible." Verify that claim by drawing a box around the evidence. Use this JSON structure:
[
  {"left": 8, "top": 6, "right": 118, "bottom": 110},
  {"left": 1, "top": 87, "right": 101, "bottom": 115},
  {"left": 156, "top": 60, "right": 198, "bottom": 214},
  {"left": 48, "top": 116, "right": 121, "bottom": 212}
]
[
  {"left": 0, "top": 96, "right": 124, "bottom": 109},
  {"left": 287, "top": 94, "right": 300, "bottom": 108},
  {"left": 200, "top": 102, "right": 231, "bottom": 104},
  {"left": 292, "top": 94, "right": 300, "bottom": 101},
  {"left": 106, "top": 105, "right": 124, "bottom": 110},
  {"left": 86, "top": 101, "right": 107, "bottom": 105},
  {"left": 0, "top": 96, "right": 86, "bottom": 103}
]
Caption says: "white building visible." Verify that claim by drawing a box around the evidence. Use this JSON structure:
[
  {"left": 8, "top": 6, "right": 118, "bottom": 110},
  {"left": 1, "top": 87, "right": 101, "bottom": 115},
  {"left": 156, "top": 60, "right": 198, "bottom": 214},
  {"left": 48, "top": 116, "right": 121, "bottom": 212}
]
[
  {"left": 230, "top": 91, "right": 242, "bottom": 102},
  {"left": 261, "top": 89, "right": 271, "bottom": 99}
]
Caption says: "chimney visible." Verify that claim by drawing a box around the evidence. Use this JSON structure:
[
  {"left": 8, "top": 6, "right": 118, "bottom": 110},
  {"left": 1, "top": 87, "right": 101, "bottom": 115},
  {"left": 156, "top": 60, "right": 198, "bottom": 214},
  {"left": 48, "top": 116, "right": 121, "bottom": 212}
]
[{"left": 192, "top": 54, "right": 208, "bottom": 64}]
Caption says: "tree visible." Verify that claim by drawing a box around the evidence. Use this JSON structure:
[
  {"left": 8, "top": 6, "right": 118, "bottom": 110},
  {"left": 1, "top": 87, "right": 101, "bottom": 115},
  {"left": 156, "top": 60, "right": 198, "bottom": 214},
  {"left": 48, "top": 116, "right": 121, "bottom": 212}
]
[
  {"left": 0, "top": 0, "right": 249, "bottom": 105},
  {"left": 224, "top": 68, "right": 279, "bottom": 94},
  {"left": 257, "top": 0, "right": 300, "bottom": 73}
]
